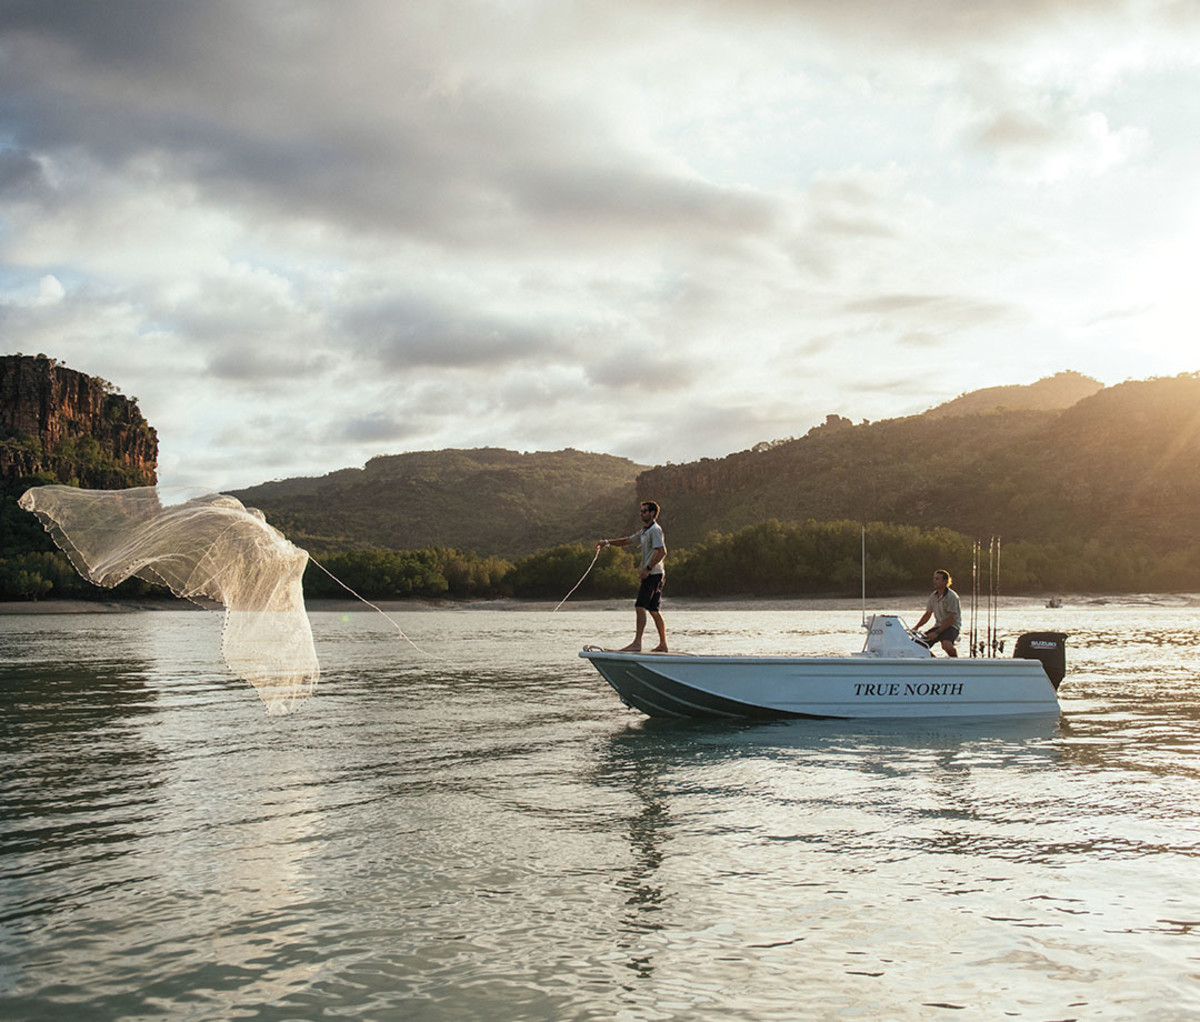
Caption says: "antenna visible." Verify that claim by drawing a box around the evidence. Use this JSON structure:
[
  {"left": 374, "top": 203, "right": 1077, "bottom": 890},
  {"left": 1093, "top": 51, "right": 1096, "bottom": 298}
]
[{"left": 861, "top": 522, "right": 867, "bottom": 627}]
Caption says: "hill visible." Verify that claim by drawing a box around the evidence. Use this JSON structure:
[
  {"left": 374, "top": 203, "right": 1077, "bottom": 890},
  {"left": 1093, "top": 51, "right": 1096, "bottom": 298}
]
[
  {"left": 638, "top": 373, "right": 1200, "bottom": 553},
  {"left": 924, "top": 370, "right": 1102, "bottom": 418},
  {"left": 229, "top": 372, "right": 1200, "bottom": 565},
  {"left": 231, "top": 447, "right": 645, "bottom": 557}
]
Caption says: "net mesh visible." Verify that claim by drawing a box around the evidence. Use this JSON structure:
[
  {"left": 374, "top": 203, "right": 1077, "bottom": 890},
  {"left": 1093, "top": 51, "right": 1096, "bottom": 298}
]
[{"left": 19, "top": 485, "right": 319, "bottom": 715}]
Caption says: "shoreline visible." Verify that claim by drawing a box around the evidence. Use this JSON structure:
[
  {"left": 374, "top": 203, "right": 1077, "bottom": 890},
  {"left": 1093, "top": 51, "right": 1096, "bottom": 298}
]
[{"left": 2, "top": 592, "right": 1197, "bottom": 615}]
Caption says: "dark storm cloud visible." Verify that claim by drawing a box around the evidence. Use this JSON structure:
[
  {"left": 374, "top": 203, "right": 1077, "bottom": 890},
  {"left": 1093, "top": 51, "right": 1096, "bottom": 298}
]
[
  {"left": 0, "top": 0, "right": 206, "bottom": 72},
  {"left": 0, "top": 2, "right": 240, "bottom": 159},
  {"left": 0, "top": 4, "right": 466, "bottom": 235},
  {"left": 0, "top": 1, "right": 785, "bottom": 252},
  {"left": 0, "top": 0, "right": 209, "bottom": 61},
  {"left": 0, "top": 148, "right": 47, "bottom": 197}
]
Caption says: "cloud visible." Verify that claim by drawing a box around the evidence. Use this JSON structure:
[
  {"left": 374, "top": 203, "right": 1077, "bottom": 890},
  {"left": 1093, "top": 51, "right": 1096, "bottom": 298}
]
[
  {"left": 342, "top": 296, "right": 571, "bottom": 370},
  {"left": 844, "top": 293, "right": 1020, "bottom": 331},
  {"left": 586, "top": 349, "right": 701, "bottom": 392},
  {"left": 34, "top": 274, "right": 64, "bottom": 306},
  {"left": 337, "top": 412, "right": 422, "bottom": 444},
  {"left": 897, "top": 330, "right": 946, "bottom": 350},
  {"left": 971, "top": 106, "right": 1150, "bottom": 181},
  {"left": 0, "top": 147, "right": 47, "bottom": 197},
  {"left": 976, "top": 111, "right": 1061, "bottom": 151},
  {"left": 205, "top": 344, "right": 332, "bottom": 383},
  {"left": 2, "top": 1, "right": 1199, "bottom": 492},
  {"left": 0, "top": 1, "right": 789, "bottom": 258}
]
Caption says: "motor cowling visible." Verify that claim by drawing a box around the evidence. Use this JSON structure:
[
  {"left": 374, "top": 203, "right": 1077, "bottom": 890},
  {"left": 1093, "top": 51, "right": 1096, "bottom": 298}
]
[{"left": 1013, "top": 631, "right": 1068, "bottom": 689}]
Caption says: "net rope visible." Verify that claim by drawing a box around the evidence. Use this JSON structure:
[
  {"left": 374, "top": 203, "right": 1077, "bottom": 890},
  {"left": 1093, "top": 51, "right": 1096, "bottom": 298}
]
[
  {"left": 307, "top": 555, "right": 435, "bottom": 656},
  {"left": 552, "top": 546, "right": 601, "bottom": 612}
]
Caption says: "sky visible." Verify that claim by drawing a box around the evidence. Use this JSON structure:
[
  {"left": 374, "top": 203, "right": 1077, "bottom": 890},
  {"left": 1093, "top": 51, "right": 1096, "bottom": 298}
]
[{"left": 2, "top": 0, "right": 1199, "bottom": 495}]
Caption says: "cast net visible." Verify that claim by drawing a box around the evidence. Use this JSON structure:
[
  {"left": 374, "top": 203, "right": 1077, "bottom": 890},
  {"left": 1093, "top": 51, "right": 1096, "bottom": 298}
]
[{"left": 19, "top": 485, "right": 319, "bottom": 715}]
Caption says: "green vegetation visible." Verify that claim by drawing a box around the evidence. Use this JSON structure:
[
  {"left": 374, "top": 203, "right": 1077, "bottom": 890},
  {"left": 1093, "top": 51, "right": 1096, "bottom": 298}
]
[
  {"left": 299, "top": 543, "right": 641, "bottom": 602},
  {"left": 670, "top": 520, "right": 966, "bottom": 596},
  {"left": 669, "top": 519, "right": 1200, "bottom": 596},
  {"left": 6, "top": 498, "right": 1199, "bottom": 602},
  {"left": 303, "top": 547, "right": 512, "bottom": 600},
  {"left": 504, "top": 544, "right": 637, "bottom": 600}
]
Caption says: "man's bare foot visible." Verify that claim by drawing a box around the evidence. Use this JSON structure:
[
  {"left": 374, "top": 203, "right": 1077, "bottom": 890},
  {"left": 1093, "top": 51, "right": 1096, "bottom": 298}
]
[
  {"left": 650, "top": 645, "right": 668, "bottom": 653},
  {"left": 619, "top": 642, "right": 642, "bottom": 652}
]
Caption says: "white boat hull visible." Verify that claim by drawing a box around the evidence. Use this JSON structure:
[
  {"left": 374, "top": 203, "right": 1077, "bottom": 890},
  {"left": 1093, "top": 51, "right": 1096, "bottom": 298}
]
[{"left": 579, "top": 649, "right": 1060, "bottom": 719}]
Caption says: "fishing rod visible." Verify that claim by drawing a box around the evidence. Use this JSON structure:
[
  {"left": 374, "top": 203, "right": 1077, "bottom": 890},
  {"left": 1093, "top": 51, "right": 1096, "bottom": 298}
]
[
  {"left": 968, "top": 535, "right": 1004, "bottom": 657},
  {"left": 988, "top": 536, "right": 995, "bottom": 656},
  {"left": 970, "top": 538, "right": 979, "bottom": 658},
  {"left": 991, "top": 535, "right": 1002, "bottom": 655}
]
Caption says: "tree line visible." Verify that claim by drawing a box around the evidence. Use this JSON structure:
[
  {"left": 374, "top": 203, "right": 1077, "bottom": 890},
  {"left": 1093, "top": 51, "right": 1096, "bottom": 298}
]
[{"left": 4, "top": 509, "right": 1198, "bottom": 603}]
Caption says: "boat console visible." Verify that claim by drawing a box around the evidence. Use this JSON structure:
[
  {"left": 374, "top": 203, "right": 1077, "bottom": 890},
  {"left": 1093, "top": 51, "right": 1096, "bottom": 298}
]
[{"left": 856, "top": 614, "right": 932, "bottom": 658}]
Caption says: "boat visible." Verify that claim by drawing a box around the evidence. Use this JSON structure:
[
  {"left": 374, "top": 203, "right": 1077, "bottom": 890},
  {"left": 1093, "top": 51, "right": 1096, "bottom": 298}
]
[{"left": 580, "top": 614, "right": 1067, "bottom": 720}]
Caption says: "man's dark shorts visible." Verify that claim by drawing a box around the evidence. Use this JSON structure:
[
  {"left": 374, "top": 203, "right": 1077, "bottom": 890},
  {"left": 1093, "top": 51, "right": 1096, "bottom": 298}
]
[
  {"left": 923, "top": 626, "right": 960, "bottom": 644},
  {"left": 635, "top": 572, "right": 664, "bottom": 612}
]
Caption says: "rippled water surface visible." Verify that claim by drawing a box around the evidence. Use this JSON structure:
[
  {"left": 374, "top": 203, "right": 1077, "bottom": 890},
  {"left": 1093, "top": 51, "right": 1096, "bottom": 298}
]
[{"left": 3, "top": 600, "right": 1200, "bottom": 1021}]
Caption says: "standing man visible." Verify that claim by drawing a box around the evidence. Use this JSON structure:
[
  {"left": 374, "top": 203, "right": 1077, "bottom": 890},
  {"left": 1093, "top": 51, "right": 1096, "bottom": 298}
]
[
  {"left": 913, "top": 569, "right": 962, "bottom": 657},
  {"left": 597, "top": 501, "right": 668, "bottom": 653}
]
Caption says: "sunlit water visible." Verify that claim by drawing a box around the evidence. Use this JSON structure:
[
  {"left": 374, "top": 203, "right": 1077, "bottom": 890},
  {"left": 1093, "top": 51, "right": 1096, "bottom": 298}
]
[{"left": 2, "top": 599, "right": 1200, "bottom": 1021}]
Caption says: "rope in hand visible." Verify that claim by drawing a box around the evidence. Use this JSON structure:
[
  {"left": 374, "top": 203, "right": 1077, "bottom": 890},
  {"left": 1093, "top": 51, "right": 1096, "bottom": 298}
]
[
  {"left": 309, "top": 555, "right": 438, "bottom": 657},
  {"left": 552, "top": 546, "right": 602, "bottom": 613}
]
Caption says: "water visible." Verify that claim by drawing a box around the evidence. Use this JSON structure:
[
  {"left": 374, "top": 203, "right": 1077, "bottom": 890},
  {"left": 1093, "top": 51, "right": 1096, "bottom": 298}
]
[{"left": 2, "top": 600, "right": 1199, "bottom": 1021}]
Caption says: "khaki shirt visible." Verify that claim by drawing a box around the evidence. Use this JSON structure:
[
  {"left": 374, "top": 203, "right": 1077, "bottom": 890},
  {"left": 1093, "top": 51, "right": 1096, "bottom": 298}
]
[
  {"left": 926, "top": 587, "right": 962, "bottom": 630},
  {"left": 626, "top": 522, "right": 666, "bottom": 575}
]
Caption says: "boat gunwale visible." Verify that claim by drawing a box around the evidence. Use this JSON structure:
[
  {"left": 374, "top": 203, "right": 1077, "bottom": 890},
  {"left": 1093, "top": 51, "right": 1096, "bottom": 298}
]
[{"left": 579, "top": 648, "right": 1047, "bottom": 670}]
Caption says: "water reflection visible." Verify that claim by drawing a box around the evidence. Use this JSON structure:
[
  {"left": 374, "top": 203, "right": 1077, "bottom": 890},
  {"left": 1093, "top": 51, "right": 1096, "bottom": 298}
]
[
  {"left": 0, "top": 662, "right": 162, "bottom": 890},
  {"left": 3, "top": 605, "right": 1200, "bottom": 1021},
  {"left": 586, "top": 712, "right": 1069, "bottom": 988}
]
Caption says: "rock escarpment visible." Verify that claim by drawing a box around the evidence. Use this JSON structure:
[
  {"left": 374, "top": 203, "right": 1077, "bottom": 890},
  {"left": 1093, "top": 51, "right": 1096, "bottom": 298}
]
[{"left": 0, "top": 354, "right": 157, "bottom": 490}]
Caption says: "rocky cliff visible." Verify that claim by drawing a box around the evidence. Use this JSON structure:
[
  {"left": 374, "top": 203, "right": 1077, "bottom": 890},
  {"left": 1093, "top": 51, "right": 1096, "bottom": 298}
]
[{"left": 0, "top": 354, "right": 157, "bottom": 490}]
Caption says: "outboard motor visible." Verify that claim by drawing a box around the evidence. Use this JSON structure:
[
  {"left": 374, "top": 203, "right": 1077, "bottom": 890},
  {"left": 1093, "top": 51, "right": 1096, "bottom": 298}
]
[{"left": 1013, "top": 631, "right": 1068, "bottom": 689}]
